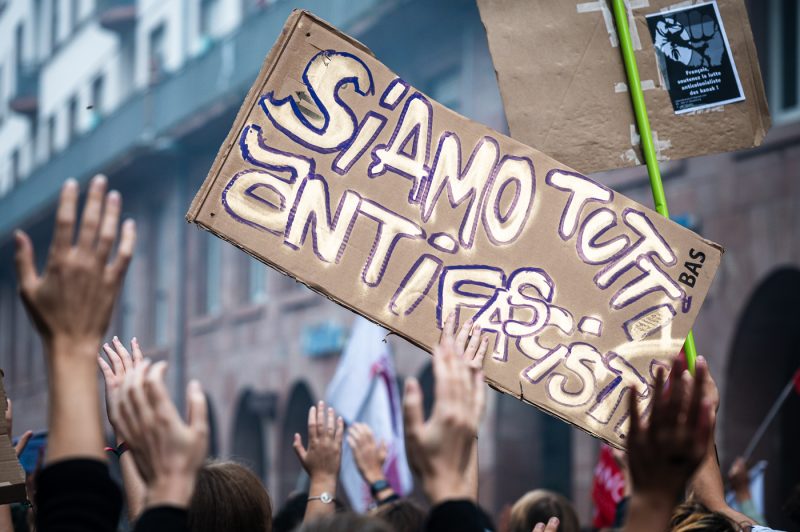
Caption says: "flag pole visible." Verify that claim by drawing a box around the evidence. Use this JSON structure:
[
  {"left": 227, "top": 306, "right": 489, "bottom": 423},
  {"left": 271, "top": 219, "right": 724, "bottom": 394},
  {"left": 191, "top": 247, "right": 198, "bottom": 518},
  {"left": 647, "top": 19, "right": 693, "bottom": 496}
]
[
  {"left": 742, "top": 368, "right": 800, "bottom": 461},
  {"left": 610, "top": 0, "right": 698, "bottom": 374}
]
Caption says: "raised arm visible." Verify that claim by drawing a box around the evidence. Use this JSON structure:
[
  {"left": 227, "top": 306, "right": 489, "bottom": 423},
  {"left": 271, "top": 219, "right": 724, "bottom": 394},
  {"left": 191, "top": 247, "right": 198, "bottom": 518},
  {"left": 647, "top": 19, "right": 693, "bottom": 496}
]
[
  {"left": 16, "top": 176, "right": 135, "bottom": 532},
  {"left": 110, "top": 361, "right": 208, "bottom": 531},
  {"left": 14, "top": 176, "right": 135, "bottom": 464},
  {"left": 347, "top": 423, "right": 395, "bottom": 504},
  {"left": 683, "top": 357, "right": 756, "bottom": 527},
  {"left": 292, "top": 401, "right": 344, "bottom": 522},
  {"left": 623, "top": 356, "right": 712, "bottom": 532},
  {"left": 437, "top": 312, "right": 488, "bottom": 502},
  {"left": 98, "top": 336, "right": 148, "bottom": 521},
  {"left": 404, "top": 334, "right": 487, "bottom": 532}
]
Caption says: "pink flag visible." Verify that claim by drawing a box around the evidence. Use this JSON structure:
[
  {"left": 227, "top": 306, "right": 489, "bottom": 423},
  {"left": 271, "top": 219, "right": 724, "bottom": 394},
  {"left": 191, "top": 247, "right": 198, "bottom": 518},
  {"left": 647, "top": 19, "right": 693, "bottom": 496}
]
[{"left": 326, "top": 317, "right": 413, "bottom": 512}]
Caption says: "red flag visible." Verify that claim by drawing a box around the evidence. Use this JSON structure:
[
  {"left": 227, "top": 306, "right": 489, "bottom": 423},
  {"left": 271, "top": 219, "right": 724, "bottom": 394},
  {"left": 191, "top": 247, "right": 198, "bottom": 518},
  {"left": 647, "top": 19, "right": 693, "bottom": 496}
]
[{"left": 592, "top": 445, "right": 626, "bottom": 528}]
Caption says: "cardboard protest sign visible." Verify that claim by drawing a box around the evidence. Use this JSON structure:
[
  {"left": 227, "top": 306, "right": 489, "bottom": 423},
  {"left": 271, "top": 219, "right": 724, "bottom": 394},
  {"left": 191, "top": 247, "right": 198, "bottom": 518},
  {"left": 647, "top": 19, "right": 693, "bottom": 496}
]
[
  {"left": 0, "top": 375, "right": 28, "bottom": 504},
  {"left": 187, "top": 10, "right": 723, "bottom": 447},
  {"left": 476, "top": 0, "right": 771, "bottom": 174}
]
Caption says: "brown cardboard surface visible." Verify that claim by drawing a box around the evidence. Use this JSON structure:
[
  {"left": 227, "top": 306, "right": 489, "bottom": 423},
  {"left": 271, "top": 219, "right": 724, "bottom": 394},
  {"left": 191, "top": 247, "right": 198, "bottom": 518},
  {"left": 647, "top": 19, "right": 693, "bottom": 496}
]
[
  {"left": 476, "top": 0, "right": 771, "bottom": 174},
  {"left": 187, "top": 10, "right": 723, "bottom": 448},
  {"left": 0, "top": 376, "right": 27, "bottom": 504}
]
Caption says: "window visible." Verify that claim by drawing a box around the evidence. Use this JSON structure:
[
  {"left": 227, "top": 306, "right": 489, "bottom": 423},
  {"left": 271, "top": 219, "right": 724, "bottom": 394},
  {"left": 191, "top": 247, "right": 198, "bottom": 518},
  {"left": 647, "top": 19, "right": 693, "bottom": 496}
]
[
  {"left": 10, "top": 149, "right": 20, "bottom": 184},
  {"left": 89, "top": 75, "right": 104, "bottom": 129},
  {"left": 70, "top": 0, "right": 80, "bottom": 32},
  {"left": 200, "top": 0, "right": 219, "bottom": 38},
  {"left": 51, "top": 0, "right": 59, "bottom": 51},
  {"left": 148, "top": 24, "right": 166, "bottom": 85},
  {"left": 235, "top": 252, "right": 267, "bottom": 304},
  {"left": 769, "top": 0, "right": 800, "bottom": 122},
  {"left": 249, "top": 257, "right": 267, "bottom": 303},
  {"left": 0, "top": 65, "right": 4, "bottom": 128},
  {"left": 15, "top": 23, "right": 24, "bottom": 74},
  {"left": 196, "top": 233, "right": 221, "bottom": 315},
  {"left": 120, "top": 261, "right": 137, "bottom": 341},
  {"left": 151, "top": 208, "right": 170, "bottom": 345},
  {"left": 47, "top": 114, "right": 57, "bottom": 157},
  {"left": 67, "top": 95, "right": 78, "bottom": 143}
]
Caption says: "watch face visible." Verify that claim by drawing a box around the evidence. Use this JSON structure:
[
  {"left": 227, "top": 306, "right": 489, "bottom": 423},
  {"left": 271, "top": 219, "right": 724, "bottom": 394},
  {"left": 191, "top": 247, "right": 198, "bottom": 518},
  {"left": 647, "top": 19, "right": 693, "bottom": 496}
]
[{"left": 320, "top": 492, "right": 333, "bottom": 504}]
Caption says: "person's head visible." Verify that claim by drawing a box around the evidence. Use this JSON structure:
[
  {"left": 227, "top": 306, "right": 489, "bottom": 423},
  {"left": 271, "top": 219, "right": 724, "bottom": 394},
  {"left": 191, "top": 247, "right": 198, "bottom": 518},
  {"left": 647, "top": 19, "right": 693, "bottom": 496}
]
[
  {"left": 188, "top": 460, "right": 272, "bottom": 532},
  {"left": 370, "top": 499, "right": 425, "bottom": 532},
  {"left": 297, "top": 512, "right": 392, "bottom": 532},
  {"left": 670, "top": 501, "right": 738, "bottom": 532},
  {"left": 509, "top": 490, "right": 580, "bottom": 532}
]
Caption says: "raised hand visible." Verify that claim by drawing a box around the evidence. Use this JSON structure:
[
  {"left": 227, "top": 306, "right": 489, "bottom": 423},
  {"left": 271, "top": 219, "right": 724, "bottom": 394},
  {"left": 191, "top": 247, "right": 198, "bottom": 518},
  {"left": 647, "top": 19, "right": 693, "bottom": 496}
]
[
  {"left": 111, "top": 361, "right": 208, "bottom": 509},
  {"left": 293, "top": 401, "right": 344, "bottom": 521},
  {"left": 439, "top": 312, "right": 488, "bottom": 370},
  {"left": 98, "top": 336, "right": 145, "bottom": 432},
  {"left": 623, "top": 356, "right": 712, "bottom": 531},
  {"left": 347, "top": 422, "right": 388, "bottom": 486},
  {"left": 403, "top": 335, "right": 486, "bottom": 504},
  {"left": 532, "top": 517, "right": 560, "bottom": 532},
  {"left": 13, "top": 176, "right": 136, "bottom": 464},
  {"left": 15, "top": 176, "right": 135, "bottom": 355}
]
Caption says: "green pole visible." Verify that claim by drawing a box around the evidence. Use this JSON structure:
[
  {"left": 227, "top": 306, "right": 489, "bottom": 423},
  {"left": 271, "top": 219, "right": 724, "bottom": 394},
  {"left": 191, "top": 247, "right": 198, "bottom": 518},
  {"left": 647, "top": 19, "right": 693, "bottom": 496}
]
[{"left": 611, "top": 0, "right": 697, "bottom": 374}]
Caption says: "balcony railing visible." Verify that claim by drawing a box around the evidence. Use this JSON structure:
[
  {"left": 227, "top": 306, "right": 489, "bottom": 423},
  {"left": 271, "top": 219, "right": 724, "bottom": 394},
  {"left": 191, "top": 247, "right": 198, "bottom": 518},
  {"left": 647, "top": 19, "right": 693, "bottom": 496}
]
[
  {"left": 97, "top": 0, "right": 136, "bottom": 32},
  {"left": 9, "top": 63, "right": 40, "bottom": 117}
]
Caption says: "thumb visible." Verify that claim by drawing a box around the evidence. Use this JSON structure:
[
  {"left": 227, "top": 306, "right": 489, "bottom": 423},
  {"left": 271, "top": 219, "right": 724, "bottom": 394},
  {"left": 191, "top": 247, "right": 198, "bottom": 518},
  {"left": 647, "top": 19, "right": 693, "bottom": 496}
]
[
  {"left": 292, "top": 433, "right": 307, "bottom": 464},
  {"left": 186, "top": 380, "right": 208, "bottom": 435},
  {"left": 402, "top": 377, "right": 424, "bottom": 436},
  {"left": 14, "top": 231, "right": 38, "bottom": 295}
]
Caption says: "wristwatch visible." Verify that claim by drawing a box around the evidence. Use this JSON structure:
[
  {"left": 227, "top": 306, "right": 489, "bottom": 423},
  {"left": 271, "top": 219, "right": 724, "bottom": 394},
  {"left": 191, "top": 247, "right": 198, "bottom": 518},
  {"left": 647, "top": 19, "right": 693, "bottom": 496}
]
[
  {"left": 308, "top": 492, "right": 334, "bottom": 504},
  {"left": 369, "top": 479, "right": 390, "bottom": 496}
]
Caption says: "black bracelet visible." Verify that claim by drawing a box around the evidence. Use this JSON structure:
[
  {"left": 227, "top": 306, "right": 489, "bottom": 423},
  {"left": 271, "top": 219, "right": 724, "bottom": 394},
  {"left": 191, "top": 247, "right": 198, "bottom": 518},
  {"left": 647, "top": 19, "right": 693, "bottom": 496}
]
[
  {"left": 376, "top": 494, "right": 400, "bottom": 506},
  {"left": 104, "top": 441, "right": 129, "bottom": 458},
  {"left": 370, "top": 478, "right": 391, "bottom": 496}
]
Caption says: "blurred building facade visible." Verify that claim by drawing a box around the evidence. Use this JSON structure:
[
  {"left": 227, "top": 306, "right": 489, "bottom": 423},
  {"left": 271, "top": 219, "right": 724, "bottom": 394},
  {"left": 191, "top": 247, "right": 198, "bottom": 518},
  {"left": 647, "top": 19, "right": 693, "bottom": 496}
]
[{"left": 0, "top": 0, "right": 797, "bottom": 527}]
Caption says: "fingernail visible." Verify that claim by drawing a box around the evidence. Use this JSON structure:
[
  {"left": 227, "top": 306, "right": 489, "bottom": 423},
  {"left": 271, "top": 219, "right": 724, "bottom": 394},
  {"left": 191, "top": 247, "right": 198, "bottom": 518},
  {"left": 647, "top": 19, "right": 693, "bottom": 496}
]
[
  {"left": 549, "top": 517, "right": 560, "bottom": 527},
  {"left": 93, "top": 174, "right": 107, "bottom": 185},
  {"left": 533, "top": 524, "right": 544, "bottom": 532},
  {"left": 64, "top": 178, "right": 78, "bottom": 189},
  {"left": 108, "top": 190, "right": 120, "bottom": 203}
]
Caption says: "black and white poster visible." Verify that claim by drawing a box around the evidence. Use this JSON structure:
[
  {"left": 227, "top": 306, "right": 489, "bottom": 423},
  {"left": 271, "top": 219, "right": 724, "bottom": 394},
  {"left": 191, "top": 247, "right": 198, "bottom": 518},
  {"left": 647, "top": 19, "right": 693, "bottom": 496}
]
[{"left": 646, "top": 1, "right": 745, "bottom": 114}]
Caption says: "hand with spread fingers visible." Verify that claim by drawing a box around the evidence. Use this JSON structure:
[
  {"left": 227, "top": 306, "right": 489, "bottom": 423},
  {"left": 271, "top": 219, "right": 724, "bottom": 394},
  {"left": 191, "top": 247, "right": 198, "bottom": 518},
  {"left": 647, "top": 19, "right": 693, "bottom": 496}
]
[
  {"left": 292, "top": 400, "right": 344, "bottom": 521},
  {"left": 99, "top": 336, "right": 145, "bottom": 433},
  {"left": 14, "top": 176, "right": 136, "bottom": 464},
  {"left": 348, "top": 423, "right": 395, "bottom": 503},
  {"left": 111, "top": 361, "right": 208, "bottom": 509},
  {"left": 403, "top": 334, "right": 486, "bottom": 505},
  {"left": 622, "top": 356, "right": 713, "bottom": 532},
  {"left": 440, "top": 312, "right": 488, "bottom": 370},
  {"left": 348, "top": 422, "right": 388, "bottom": 485},
  {"left": 15, "top": 176, "right": 136, "bottom": 356},
  {"left": 98, "top": 335, "right": 148, "bottom": 520}
]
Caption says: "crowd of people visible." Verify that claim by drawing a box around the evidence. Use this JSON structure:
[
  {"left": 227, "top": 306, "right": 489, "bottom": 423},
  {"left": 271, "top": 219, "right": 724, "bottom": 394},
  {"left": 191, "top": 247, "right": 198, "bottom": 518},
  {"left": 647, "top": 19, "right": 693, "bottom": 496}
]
[{"left": 1, "top": 176, "right": 794, "bottom": 531}]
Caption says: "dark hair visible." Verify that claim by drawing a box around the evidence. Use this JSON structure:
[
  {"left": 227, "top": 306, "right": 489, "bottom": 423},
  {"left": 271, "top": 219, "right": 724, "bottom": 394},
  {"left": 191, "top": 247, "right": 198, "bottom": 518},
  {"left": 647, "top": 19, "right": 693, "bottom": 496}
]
[
  {"left": 509, "top": 490, "right": 580, "bottom": 532},
  {"left": 370, "top": 499, "right": 425, "bottom": 532},
  {"left": 297, "top": 513, "right": 392, "bottom": 532},
  {"left": 273, "top": 491, "right": 309, "bottom": 532},
  {"left": 670, "top": 501, "right": 738, "bottom": 532},
  {"left": 188, "top": 461, "right": 272, "bottom": 532}
]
